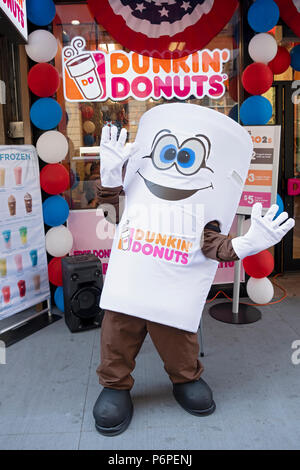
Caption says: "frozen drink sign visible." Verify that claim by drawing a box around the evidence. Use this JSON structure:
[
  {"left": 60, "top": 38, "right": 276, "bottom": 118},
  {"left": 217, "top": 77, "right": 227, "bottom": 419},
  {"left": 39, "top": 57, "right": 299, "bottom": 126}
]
[{"left": 63, "top": 36, "right": 230, "bottom": 102}]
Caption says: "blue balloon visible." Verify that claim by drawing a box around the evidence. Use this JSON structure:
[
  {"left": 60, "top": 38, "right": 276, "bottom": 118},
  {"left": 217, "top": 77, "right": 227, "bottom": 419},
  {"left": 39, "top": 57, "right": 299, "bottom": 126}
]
[
  {"left": 84, "top": 134, "right": 95, "bottom": 146},
  {"left": 54, "top": 287, "right": 64, "bottom": 312},
  {"left": 43, "top": 196, "right": 69, "bottom": 227},
  {"left": 30, "top": 98, "right": 62, "bottom": 130},
  {"left": 290, "top": 45, "right": 300, "bottom": 72},
  {"left": 240, "top": 96, "right": 273, "bottom": 125},
  {"left": 229, "top": 104, "right": 239, "bottom": 122},
  {"left": 276, "top": 194, "right": 284, "bottom": 218},
  {"left": 248, "top": 0, "right": 279, "bottom": 32},
  {"left": 27, "top": 0, "right": 56, "bottom": 26}
]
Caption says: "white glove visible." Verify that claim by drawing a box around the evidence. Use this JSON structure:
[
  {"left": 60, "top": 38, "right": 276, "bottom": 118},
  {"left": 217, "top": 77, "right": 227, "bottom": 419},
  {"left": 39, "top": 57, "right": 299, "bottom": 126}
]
[
  {"left": 100, "top": 125, "right": 137, "bottom": 188},
  {"left": 232, "top": 202, "right": 295, "bottom": 259}
]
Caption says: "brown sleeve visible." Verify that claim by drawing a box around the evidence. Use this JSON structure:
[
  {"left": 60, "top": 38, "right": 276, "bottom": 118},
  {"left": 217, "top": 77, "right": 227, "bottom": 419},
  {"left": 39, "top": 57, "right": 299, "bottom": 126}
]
[
  {"left": 95, "top": 161, "right": 126, "bottom": 224},
  {"left": 202, "top": 221, "right": 239, "bottom": 262}
]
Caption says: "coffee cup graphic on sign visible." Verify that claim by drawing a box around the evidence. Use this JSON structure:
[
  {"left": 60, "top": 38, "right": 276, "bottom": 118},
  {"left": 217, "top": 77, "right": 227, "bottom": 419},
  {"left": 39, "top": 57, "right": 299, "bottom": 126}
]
[
  {"left": 0, "top": 168, "right": 5, "bottom": 188},
  {"left": 14, "top": 254, "right": 23, "bottom": 272},
  {"left": 18, "top": 279, "right": 26, "bottom": 298},
  {"left": 2, "top": 286, "right": 10, "bottom": 304},
  {"left": 30, "top": 249, "right": 38, "bottom": 267},
  {"left": 33, "top": 274, "right": 41, "bottom": 291},
  {"left": 64, "top": 37, "right": 103, "bottom": 101},
  {"left": 2, "top": 230, "right": 11, "bottom": 250},
  {"left": 14, "top": 166, "right": 22, "bottom": 186}
]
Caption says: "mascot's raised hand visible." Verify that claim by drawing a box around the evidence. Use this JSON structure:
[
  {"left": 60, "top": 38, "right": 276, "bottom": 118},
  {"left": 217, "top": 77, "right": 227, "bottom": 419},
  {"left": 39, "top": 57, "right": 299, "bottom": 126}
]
[
  {"left": 232, "top": 202, "right": 295, "bottom": 259},
  {"left": 100, "top": 125, "right": 138, "bottom": 188}
]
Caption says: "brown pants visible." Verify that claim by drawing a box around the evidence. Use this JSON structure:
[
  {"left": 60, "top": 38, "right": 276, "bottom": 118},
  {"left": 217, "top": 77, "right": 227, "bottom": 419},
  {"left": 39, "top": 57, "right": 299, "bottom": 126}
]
[{"left": 96, "top": 310, "right": 204, "bottom": 390}]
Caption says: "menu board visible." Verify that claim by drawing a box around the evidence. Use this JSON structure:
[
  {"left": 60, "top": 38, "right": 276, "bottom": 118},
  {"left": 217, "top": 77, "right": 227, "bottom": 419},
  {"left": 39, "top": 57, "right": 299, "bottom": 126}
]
[
  {"left": 238, "top": 126, "right": 281, "bottom": 216},
  {"left": 0, "top": 146, "right": 50, "bottom": 320}
]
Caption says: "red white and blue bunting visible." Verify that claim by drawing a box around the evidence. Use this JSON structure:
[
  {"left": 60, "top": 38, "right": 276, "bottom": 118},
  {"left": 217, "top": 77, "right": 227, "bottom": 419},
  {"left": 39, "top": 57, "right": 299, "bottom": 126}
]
[{"left": 87, "top": 0, "right": 239, "bottom": 58}]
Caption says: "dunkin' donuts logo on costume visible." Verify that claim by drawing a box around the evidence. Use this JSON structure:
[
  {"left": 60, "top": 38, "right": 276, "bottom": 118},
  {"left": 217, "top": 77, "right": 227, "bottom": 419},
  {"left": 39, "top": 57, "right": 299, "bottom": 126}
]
[
  {"left": 63, "top": 36, "right": 230, "bottom": 102},
  {"left": 118, "top": 225, "right": 193, "bottom": 266}
]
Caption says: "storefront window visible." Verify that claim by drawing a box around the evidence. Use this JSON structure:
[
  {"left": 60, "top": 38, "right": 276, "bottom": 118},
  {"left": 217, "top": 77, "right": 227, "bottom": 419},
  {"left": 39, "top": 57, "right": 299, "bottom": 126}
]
[
  {"left": 293, "top": 89, "right": 300, "bottom": 259},
  {"left": 53, "top": 2, "right": 241, "bottom": 210}
]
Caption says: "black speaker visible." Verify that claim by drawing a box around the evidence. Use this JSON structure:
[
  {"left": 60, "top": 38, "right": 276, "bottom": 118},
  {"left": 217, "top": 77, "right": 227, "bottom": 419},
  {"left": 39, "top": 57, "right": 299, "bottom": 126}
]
[{"left": 61, "top": 254, "right": 104, "bottom": 333}]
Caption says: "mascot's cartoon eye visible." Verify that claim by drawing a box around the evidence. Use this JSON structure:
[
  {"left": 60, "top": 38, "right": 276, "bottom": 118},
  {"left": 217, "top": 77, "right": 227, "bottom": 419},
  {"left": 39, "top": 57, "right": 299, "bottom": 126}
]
[
  {"left": 152, "top": 134, "right": 178, "bottom": 170},
  {"left": 177, "top": 148, "right": 195, "bottom": 169},
  {"left": 160, "top": 145, "right": 177, "bottom": 164},
  {"left": 175, "top": 138, "right": 207, "bottom": 175},
  {"left": 150, "top": 132, "right": 213, "bottom": 175}
]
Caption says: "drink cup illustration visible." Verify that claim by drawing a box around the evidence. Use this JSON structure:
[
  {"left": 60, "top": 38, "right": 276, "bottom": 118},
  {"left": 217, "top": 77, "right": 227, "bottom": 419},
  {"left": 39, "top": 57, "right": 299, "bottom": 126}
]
[
  {"left": 0, "top": 258, "right": 7, "bottom": 277},
  {"left": 24, "top": 193, "right": 32, "bottom": 213},
  {"left": 121, "top": 222, "right": 130, "bottom": 251},
  {"left": 8, "top": 195, "right": 16, "bottom": 216},
  {"left": 14, "top": 166, "right": 22, "bottom": 185},
  {"left": 19, "top": 226, "right": 27, "bottom": 245},
  {"left": 2, "top": 230, "right": 11, "bottom": 250},
  {"left": 30, "top": 249, "right": 38, "bottom": 267},
  {"left": 33, "top": 274, "right": 41, "bottom": 291},
  {"left": 14, "top": 254, "right": 23, "bottom": 272},
  {"left": 2, "top": 286, "right": 10, "bottom": 304},
  {"left": 18, "top": 279, "right": 26, "bottom": 298},
  {"left": 66, "top": 53, "right": 103, "bottom": 100},
  {"left": 0, "top": 167, "right": 5, "bottom": 187}
]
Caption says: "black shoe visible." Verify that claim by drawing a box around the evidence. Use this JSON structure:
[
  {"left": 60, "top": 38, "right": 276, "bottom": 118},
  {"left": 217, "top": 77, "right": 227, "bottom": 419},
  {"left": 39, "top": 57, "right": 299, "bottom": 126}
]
[
  {"left": 93, "top": 388, "right": 133, "bottom": 436},
  {"left": 173, "top": 378, "right": 216, "bottom": 416}
]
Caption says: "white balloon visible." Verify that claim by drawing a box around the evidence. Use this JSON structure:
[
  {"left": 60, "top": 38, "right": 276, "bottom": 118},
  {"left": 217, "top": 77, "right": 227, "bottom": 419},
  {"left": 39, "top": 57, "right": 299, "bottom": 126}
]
[
  {"left": 25, "top": 30, "right": 58, "bottom": 63},
  {"left": 246, "top": 277, "right": 274, "bottom": 304},
  {"left": 248, "top": 33, "right": 278, "bottom": 64},
  {"left": 45, "top": 225, "right": 73, "bottom": 257},
  {"left": 37, "top": 131, "right": 69, "bottom": 163}
]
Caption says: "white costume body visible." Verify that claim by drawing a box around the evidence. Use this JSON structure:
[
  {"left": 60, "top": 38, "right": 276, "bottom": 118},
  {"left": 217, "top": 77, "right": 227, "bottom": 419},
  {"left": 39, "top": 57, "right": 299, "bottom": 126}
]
[{"left": 100, "top": 104, "right": 253, "bottom": 332}]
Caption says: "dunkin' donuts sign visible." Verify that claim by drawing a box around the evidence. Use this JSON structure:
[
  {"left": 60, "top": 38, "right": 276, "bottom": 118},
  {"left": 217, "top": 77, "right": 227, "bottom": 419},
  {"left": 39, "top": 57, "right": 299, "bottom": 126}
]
[
  {"left": 63, "top": 37, "right": 230, "bottom": 102},
  {"left": 0, "top": 0, "right": 27, "bottom": 41}
]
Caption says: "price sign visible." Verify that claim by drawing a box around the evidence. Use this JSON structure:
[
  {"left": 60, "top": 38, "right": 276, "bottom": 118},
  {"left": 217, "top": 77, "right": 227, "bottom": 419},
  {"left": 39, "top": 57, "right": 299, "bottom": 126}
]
[{"left": 238, "top": 126, "right": 281, "bottom": 216}]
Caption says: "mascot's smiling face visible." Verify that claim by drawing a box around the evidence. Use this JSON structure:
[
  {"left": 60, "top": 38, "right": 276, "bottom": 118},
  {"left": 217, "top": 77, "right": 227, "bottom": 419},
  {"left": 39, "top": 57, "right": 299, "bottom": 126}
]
[
  {"left": 138, "top": 129, "right": 214, "bottom": 201},
  {"left": 131, "top": 103, "right": 253, "bottom": 231}
]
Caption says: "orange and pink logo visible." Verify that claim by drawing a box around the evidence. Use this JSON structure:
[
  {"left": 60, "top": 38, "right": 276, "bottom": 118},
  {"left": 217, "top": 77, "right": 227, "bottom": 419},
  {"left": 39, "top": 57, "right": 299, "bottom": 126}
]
[
  {"left": 118, "top": 225, "right": 193, "bottom": 266},
  {"left": 63, "top": 36, "right": 230, "bottom": 103}
]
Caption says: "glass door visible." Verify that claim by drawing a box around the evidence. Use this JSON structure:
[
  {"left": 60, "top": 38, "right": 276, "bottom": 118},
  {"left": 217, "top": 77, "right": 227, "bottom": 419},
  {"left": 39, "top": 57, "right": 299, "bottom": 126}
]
[
  {"left": 282, "top": 82, "right": 300, "bottom": 271},
  {"left": 260, "top": 26, "right": 300, "bottom": 272}
]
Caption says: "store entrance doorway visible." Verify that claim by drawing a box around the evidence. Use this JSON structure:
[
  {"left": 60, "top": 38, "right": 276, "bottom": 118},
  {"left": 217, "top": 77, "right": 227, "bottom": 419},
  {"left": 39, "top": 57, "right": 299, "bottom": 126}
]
[{"left": 271, "top": 81, "right": 300, "bottom": 272}]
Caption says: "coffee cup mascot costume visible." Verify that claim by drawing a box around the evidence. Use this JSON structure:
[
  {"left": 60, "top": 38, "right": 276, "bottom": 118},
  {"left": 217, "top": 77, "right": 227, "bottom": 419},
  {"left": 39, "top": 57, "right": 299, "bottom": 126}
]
[{"left": 93, "top": 104, "right": 295, "bottom": 436}]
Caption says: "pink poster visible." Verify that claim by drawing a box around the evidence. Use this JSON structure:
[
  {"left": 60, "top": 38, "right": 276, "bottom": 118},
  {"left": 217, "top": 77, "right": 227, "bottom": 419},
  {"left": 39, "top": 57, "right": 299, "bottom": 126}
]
[
  {"left": 67, "top": 209, "right": 114, "bottom": 276},
  {"left": 67, "top": 210, "right": 244, "bottom": 285}
]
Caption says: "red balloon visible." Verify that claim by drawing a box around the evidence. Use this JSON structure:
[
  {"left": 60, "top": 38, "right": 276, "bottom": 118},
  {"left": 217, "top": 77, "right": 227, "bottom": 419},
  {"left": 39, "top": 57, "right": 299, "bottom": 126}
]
[
  {"left": 243, "top": 250, "right": 274, "bottom": 279},
  {"left": 40, "top": 164, "right": 70, "bottom": 195},
  {"left": 242, "top": 63, "right": 273, "bottom": 95},
  {"left": 48, "top": 257, "right": 64, "bottom": 286},
  {"left": 28, "top": 63, "right": 60, "bottom": 97},
  {"left": 81, "top": 105, "right": 94, "bottom": 120},
  {"left": 268, "top": 46, "right": 291, "bottom": 75}
]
